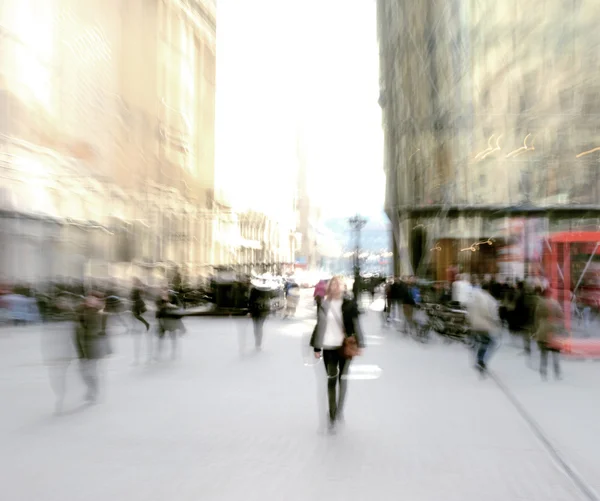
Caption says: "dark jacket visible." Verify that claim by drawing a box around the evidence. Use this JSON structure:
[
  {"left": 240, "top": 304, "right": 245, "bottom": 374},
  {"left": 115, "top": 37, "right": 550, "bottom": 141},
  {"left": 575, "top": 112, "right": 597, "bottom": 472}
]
[
  {"left": 310, "top": 297, "right": 365, "bottom": 353},
  {"left": 130, "top": 287, "right": 146, "bottom": 315},
  {"left": 74, "top": 305, "right": 109, "bottom": 360},
  {"left": 249, "top": 287, "right": 271, "bottom": 318},
  {"left": 534, "top": 296, "right": 564, "bottom": 343},
  {"left": 155, "top": 293, "right": 183, "bottom": 319}
]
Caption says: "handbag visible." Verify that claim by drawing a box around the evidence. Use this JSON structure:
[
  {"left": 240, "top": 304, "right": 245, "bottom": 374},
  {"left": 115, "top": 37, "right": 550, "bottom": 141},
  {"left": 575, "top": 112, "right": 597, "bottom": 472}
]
[
  {"left": 341, "top": 335, "right": 360, "bottom": 359},
  {"left": 330, "top": 307, "right": 360, "bottom": 359}
]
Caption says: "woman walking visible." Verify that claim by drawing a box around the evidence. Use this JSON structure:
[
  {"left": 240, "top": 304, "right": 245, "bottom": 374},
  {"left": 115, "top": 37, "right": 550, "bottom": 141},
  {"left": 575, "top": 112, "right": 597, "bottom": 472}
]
[
  {"left": 534, "top": 288, "right": 563, "bottom": 380},
  {"left": 310, "top": 276, "right": 365, "bottom": 433}
]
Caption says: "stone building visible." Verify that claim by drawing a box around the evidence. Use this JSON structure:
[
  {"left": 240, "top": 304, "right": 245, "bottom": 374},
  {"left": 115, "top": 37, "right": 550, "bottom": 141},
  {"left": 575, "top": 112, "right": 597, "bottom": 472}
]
[
  {"left": 378, "top": 0, "right": 600, "bottom": 280},
  {"left": 0, "top": 0, "right": 218, "bottom": 284}
]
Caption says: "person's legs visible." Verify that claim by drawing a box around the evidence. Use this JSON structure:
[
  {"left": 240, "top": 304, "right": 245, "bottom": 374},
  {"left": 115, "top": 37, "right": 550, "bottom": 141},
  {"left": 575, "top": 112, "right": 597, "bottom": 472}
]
[
  {"left": 146, "top": 328, "right": 154, "bottom": 363},
  {"left": 170, "top": 331, "right": 178, "bottom": 360},
  {"left": 156, "top": 321, "right": 166, "bottom": 360},
  {"left": 322, "top": 350, "right": 339, "bottom": 426},
  {"left": 538, "top": 341, "right": 548, "bottom": 379},
  {"left": 336, "top": 356, "right": 351, "bottom": 422},
  {"left": 253, "top": 315, "right": 266, "bottom": 348},
  {"left": 79, "top": 358, "right": 98, "bottom": 401},
  {"left": 403, "top": 304, "right": 415, "bottom": 336},
  {"left": 476, "top": 331, "right": 490, "bottom": 369},
  {"left": 551, "top": 347, "right": 561, "bottom": 379},
  {"left": 133, "top": 312, "right": 150, "bottom": 331},
  {"left": 522, "top": 329, "right": 531, "bottom": 355}
]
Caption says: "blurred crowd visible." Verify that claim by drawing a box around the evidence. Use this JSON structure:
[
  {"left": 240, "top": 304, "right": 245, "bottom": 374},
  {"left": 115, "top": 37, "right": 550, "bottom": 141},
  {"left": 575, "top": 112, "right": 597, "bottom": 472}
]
[{"left": 377, "top": 273, "right": 567, "bottom": 380}]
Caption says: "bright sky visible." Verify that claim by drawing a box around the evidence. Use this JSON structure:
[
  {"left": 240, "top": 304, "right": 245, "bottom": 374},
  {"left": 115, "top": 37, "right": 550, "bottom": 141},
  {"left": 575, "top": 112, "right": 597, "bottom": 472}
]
[{"left": 215, "top": 0, "right": 384, "bottom": 220}]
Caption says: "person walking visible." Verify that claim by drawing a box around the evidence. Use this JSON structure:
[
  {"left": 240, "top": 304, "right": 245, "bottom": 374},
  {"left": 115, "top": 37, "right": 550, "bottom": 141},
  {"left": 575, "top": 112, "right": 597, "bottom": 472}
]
[
  {"left": 130, "top": 278, "right": 150, "bottom": 364},
  {"left": 131, "top": 278, "right": 149, "bottom": 331},
  {"left": 74, "top": 292, "right": 110, "bottom": 403},
  {"left": 534, "top": 288, "right": 564, "bottom": 380},
  {"left": 248, "top": 284, "right": 271, "bottom": 350},
  {"left": 382, "top": 279, "right": 393, "bottom": 326},
  {"left": 467, "top": 282, "right": 500, "bottom": 375},
  {"left": 284, "top": 282, "right": 300, "bottom": 318},
  {"left": 310, "top": 276, "right": 365, "bottom": 433},
  {"left": 154, "top": 288, "right": 185, "bottom": 361},
  {"left": 400, "top": 277, "right": 417, "bottom": 336},
  {"left": 390, "top": 278, "right": 403, "bottom": 323}
]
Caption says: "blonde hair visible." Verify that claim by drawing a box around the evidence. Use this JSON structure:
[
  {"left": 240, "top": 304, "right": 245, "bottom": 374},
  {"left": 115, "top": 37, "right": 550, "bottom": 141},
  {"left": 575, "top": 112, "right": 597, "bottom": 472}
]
[{"left": 325, "top": 276, "right": 344, "bottom": 298}]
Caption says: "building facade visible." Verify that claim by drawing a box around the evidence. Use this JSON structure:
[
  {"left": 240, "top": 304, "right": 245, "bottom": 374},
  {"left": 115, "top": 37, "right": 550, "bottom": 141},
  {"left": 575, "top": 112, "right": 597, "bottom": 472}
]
[
  {"left": 378, "top": 0, "right": 600, "bottom": 280},
  {"left": 0, "top": 0, "right": 218, "bottom": 284}
]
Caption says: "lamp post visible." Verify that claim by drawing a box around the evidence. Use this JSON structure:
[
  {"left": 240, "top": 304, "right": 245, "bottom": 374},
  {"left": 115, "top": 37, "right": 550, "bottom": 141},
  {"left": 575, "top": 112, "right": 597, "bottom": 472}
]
[{"left": 348, "top": 214, "right": 367, "bottom": 299}]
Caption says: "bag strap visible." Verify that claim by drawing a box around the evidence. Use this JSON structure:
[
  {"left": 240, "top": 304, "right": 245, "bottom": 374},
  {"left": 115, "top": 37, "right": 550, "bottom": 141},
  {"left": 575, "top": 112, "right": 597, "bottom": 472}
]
[{"left": 329, "top": 306, "right": 345, "bottom": 333}]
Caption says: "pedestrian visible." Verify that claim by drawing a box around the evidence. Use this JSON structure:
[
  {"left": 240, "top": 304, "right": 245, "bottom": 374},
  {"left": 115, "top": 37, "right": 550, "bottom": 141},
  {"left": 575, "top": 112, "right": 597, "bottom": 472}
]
[
  {"left": 154, "top": 288, "right": 185, "bottom": 361},
  {"left": 130, "top": 278, "right": 150, "bottom": 364},
  {"left": 400, "top": 277, "right": 417, "bottom": 336},
  {"left": 382, "top": 279, "right": 393, "bottom": 326},
  {"left": 387, "top": 278, "right": 401, "bottom": 323},
  {"left": 131, "top": 278, "right": 150, "bottom": 331},
  {"left": 284, "top": 282, "right": 300, "bottom": 318},
  {"left": 466, "top": 282, "right": 500, "bottom": 375},
  {"left": 74, "top": 292, "right": 110, "bottom": 403},
  {"left": 310, "top": 276, "right": 365, "bottom": 433},
  {"left": 509, "top": 281, "right": 530, "bottom": 353},
  {"left": 104, "top": 283, "right": 129, "bottom": 334},
  {"left": 248, "top": 284, "right": 271, "bottom": 350},
  {"left": 534, "top": 288, "right": 563, "bottom": 380}
]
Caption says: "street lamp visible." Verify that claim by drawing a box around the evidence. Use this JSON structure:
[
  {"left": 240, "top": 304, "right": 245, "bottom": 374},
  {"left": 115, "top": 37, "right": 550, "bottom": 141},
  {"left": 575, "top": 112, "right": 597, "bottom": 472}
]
[{"left": 348, "top": 214, "right": 367, "bottom": 299}]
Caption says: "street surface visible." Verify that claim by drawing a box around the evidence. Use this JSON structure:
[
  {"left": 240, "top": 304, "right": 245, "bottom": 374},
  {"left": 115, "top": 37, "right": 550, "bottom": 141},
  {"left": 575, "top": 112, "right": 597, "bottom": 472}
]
[{"left": 1, "top": 291, "right": 599, "bottom": 501}]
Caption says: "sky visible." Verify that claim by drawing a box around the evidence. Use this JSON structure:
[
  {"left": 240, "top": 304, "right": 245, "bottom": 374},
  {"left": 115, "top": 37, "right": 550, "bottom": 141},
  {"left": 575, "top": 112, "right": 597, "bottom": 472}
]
[{"left": 214, "top": 0, "right": 384, "bottom": 220}]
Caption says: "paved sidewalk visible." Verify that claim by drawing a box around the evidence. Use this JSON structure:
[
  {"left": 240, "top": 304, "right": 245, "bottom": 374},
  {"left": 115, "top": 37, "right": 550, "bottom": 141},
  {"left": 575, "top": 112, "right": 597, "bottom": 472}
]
[
  {"left": 0, "top": 310, "right": 596, "bottom": 501},
  {"left": 492, "top": 335, "right": 600, "bottom": 497}
]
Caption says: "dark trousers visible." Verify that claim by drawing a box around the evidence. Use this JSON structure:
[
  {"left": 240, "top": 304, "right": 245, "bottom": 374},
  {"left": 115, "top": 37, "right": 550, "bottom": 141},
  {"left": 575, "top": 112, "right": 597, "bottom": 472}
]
[
  {"left": 538, "top": 341, "right": 561, "bottom": 378},
  {"left": 155, "top": 317, "right": 185, "bottom": 360},
  {"left": 133, "top": 311, "right": 149, "bottom": 331},
  {"left": 323, "top": 349, "right": 350, "bottom": 423},
  {"left": 315, "top": 296, "right": 323, "bottom": 310},
  {"left": 402, "top": 304, "right": 415, "bottom": 334},
  {"left": 252, "top": 315, "right": 266, "bottom": 347},
  {"left": 474, "top": 331, "right": 494, "bottom": 368},
  {"left": 522, "top": 329, "right": 532, "bottom": 354}
]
